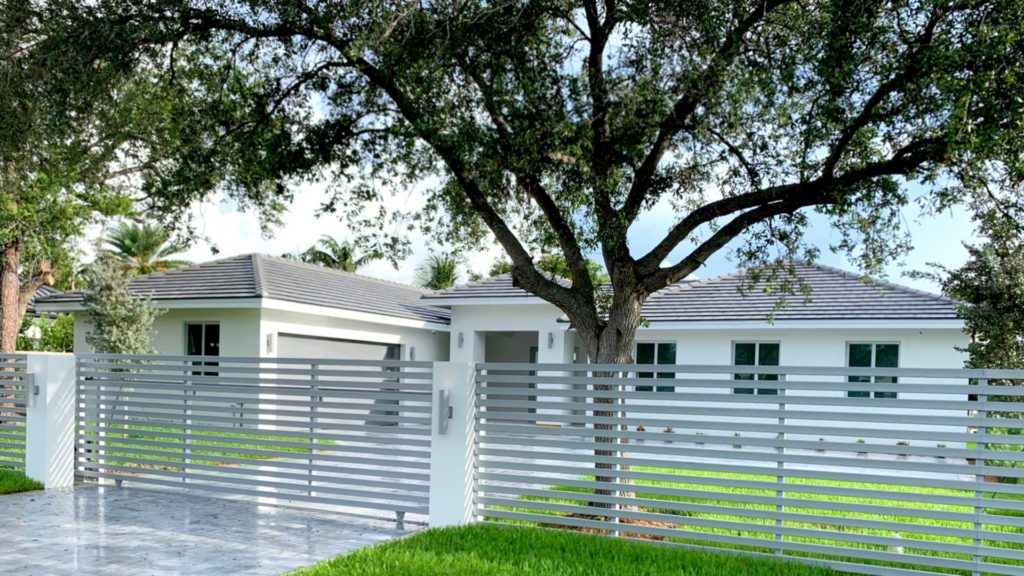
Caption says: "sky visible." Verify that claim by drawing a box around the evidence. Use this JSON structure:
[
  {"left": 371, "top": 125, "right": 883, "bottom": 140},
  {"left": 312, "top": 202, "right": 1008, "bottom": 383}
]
[{"left": 113, "top": 181, "right": 979, "bottom": 296}]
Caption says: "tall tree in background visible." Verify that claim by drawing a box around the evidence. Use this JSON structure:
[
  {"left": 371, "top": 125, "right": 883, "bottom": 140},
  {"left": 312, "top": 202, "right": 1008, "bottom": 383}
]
[
  {"left": 0, "top": 0, "right": 183, "bottom": 352},
  {"left": 937, "top": 215, "right": 1024, "bottom": 477},
  {"left": 81, "top": 254, "right": 163, "bottom": 354},
  {"left": 942, "top": 235, "right": 1024, "bottom": 370},
  {"left": 105, "top": 222, "right": 190, "bottom": 276},
  {"left": 77, "top": 0, "right": 1024, "bottom": 367},
  {"left": 416, "top": 254, "right": 460, "bottom": 290},
  {"left": 299, "top": 236, "right": 381, "bottom": 272}
]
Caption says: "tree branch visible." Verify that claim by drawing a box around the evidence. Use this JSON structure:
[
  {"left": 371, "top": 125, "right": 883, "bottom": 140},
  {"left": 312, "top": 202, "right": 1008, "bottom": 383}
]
[
  {"left": 459, "top": 57, "right": 597, "bottom": 303},
  {"left": 647, "top": 195, "right": 832, "bottom": 290},
  {"left": 638, "top": 136, "right": 950, "bottom": 281},
  {"left": 621, "top": 0, "right": 792, "bottom": 224}
]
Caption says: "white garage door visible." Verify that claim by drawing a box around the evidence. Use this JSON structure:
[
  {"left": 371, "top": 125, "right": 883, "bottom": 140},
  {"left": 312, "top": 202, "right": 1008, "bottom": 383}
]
[{"left": 277, "top": 334, "right": 401, "bottom": 361}]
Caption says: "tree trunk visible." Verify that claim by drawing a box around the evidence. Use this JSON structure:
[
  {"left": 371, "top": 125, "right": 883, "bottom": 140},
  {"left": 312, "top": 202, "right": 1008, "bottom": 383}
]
[
  {"left": 0, "top": 242, "right": 23, "bottom": 354},
  {"left": 585, "top": 290, "right": 644, "bottom": 515}
]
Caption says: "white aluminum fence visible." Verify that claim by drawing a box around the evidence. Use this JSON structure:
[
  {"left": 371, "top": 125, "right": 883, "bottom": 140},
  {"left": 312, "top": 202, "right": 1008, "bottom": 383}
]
[
  {"left": 0, "top": 354, "right": 30, "bottom": 472},
  {"left": 76, "top": 354, "right": 433, "bottom": 522},
  {"left": 474, "top": 362, "right": 1024, "bottom": 576}
]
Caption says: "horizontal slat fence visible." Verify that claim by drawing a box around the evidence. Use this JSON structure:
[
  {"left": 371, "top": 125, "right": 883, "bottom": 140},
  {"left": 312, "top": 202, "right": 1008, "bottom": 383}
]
[
  {"left": 0, "top": 354, "right": 29, "bottom": 472},
  {"left": 77, "top": 354, "right": 432, "bottom": 522},
  {"left": 475, "top": 362, "right": 1024, "bottom": 576}
]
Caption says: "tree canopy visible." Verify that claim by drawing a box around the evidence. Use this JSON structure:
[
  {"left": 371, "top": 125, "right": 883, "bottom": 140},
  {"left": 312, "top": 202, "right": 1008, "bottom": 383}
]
[
  {"left": 105, "top": 222, "right": 191, "bottom": 275},
  {"left": 416, "top": 254, "right": 460, "bottom": 290},
  {"left": 38, "top": 0, "right": 1024, "bottom": 362},
  {"left": 81, "top": 254, "right": 163, "bottom": 355},
  {"left": 938, "top": 221, "right": 1024, "bottom": 370},
  {"left": 297, "top": 235, "right": 382, "bottom": 272}
]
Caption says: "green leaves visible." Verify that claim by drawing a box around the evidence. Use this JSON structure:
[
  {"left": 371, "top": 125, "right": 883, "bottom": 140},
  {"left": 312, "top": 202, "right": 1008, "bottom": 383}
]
[
  {"left": 22, "top": 0, "right": 1024, "bottom": 360},
  {"left": 81, "top": 254, "right": 164, "bottom": 355}
]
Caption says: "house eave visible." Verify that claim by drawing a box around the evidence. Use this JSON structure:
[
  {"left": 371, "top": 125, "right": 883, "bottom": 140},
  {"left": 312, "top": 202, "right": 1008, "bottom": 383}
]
[
  {"left": 37, "top": 296, "right": 451, "bottom": 331},
  {"left": 261, "top": 298, "right": 450, "bottom": 331},
  {"left": 637, "top": 319, "right": 965, "bottom": 330}
]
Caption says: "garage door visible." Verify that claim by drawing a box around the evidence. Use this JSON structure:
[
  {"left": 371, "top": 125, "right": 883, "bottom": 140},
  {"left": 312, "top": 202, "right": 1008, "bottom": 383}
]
[
  {"left": 278, "top": 334, "right": 401, "bottom": 361},
  {"left": 278, "top": 334, "right": 403, "bottom": 427}
]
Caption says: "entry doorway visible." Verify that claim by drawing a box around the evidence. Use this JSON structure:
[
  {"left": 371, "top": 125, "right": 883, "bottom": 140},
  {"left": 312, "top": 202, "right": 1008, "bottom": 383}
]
[{"left": 482, "top": 331, "right": 539, "bottom": 422}]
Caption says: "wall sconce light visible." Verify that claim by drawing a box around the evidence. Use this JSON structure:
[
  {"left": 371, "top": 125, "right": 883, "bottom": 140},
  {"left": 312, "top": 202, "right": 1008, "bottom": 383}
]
[
  {"left": 458, "top": 332, "right": 464, "bottom": 348},
  {"left": 266, "top": 333, "right": 275, "bottom": 354},
  {"left": 409, "top": 346, "right": 416, "bottom": 361},
  {"left": 547, "top": 332, "right": 555, "bottom": 349}
]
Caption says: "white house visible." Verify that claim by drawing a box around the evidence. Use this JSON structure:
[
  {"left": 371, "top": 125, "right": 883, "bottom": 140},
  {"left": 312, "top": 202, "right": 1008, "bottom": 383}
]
[
  {"left": 423, "top": 262, "right": 969, "bottom": 446},
  {"left": 37, "top": 255, "right": 967, "bottom": 376},
  {"left": 35, "top": 254, "right": 451, "bottom": 363},
  {"left": 36, "top": 256, "right": 969, "bottom": 446}
]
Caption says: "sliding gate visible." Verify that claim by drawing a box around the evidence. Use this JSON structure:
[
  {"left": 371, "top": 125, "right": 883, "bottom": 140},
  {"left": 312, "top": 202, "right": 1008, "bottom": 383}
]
[{"left": 75, "top": 354, "right": 432, "bottom": 521}]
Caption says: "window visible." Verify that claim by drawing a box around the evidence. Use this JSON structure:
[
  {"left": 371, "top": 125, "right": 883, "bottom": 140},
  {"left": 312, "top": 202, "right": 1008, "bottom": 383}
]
[
  {"left": 636, "top": 342, "right": 676, "bottom": 392},
  {"left": 186, "top": 323, "right": 220, "bottom": 375},
  {"left": 733, "top": 342, "right": 780, "bottom": 395},
  {"left": 847, "top": 343, "right": 898, "bottom": 399}
]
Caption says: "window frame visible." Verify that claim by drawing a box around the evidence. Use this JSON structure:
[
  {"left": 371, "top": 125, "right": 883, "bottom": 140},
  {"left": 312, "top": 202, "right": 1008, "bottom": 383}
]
[
  {"left": 732, "top": 341, "right": 781, "bottom": 396},
  {"left": 845, "top": 341, "right": 900, "bottom": 399},
  {"left": 634, "top": 340, "right": 677, "bottom": 393},
  {"left": 185, "top": 322, "right": 221, "bottom": 376}
]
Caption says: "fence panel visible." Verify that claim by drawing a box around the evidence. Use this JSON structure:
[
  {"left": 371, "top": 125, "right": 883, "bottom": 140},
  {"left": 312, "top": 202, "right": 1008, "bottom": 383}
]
[
  {"left": 76, "top": 354, "right": 433, "bottom": 522},
  {"left": 474, "top": 362, "right": 1024, "bottom": 576},
  {"left": 0, "top": 354, "right": 29, "bottom": 473}
]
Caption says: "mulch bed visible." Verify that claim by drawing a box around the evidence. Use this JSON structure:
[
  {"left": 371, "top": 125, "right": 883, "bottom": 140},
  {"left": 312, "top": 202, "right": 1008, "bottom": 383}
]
[{"left": 542, "top": 513, "right": 676, "bottom": 541}]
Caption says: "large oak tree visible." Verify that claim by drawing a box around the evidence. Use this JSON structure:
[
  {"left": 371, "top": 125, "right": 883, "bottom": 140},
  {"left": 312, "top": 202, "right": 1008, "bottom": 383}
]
[{"left": 67, "top": 0, "right": 1024, "bottom": 364}]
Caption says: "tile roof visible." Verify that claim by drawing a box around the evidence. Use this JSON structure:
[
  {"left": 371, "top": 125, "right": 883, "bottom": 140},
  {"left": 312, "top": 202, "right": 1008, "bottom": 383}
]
[
  {"left": 37, "top": 254, "right": 450, "bottom": 325},
  {"left": 426, "top": 262, "right": 960, "bottom": 323},
  {"left": 422, "top": 274, "right": 569, "bottom": 300},
  {"left": 25, "top": 284, "right": 60, "bottom": 315}
]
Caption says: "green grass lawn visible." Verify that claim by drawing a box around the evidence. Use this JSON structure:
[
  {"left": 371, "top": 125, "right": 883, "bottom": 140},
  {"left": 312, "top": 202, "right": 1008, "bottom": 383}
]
[
  {"left": 488, "top": 467, "right": 1024, "bottom": 576},
  {"left": 0, "top": 469, "right": 43, "bottom": 494},
  {"left": 80, "top": 423, "right": 335, "bottom": 470},
  {"left": 292, "top": 524, "right": 839, "bottom": 576}
]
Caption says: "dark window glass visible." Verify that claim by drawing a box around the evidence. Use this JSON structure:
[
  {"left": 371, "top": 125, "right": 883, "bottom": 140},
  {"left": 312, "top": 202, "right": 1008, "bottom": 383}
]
[
  {"left": 734, "top": 342, "right": 779, "bottom": 395},
  {"left": 847, "top": 343, "right": 898, "bottom": 399},
  {"left": 187, "top": 323, "right": 220, "bottom": 376},
  {"left": 636, "top": 342, "right": 675, "bottom": 392},
  {"left": 203, "top": 324, "right": 220, "bottom": 356},
  {"left": 186, "top": 324, "right": 203, "bottom": 356}
]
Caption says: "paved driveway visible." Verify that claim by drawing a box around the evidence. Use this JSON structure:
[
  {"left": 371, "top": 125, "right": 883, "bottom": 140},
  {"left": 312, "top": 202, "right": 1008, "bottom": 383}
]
[{"left": 1, "top": 485, "right": 412, "bottom": 576}]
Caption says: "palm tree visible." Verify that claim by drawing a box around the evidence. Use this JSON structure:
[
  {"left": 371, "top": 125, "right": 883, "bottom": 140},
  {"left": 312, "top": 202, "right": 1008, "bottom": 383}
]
[
  {"left": 105, "top": 222, "right": 190, "bottom": 276},
  {"left": 415, "top": 254, "right": 459, "bottom": 290},
  {"left": 300, "top": 236, "right": 381, "bottom": 272}
]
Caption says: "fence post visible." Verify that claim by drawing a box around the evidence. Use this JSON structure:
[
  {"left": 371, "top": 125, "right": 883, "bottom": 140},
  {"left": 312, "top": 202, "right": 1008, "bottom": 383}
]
[
  {"left": 775, "top": 375, "right": 787, "bottom": 557},
  {"left": 429, "top": 361, "right": 477, "bottom": 527},
  {"left": 308, "top": 363, "right": 319, "bottom": 498},
  {"left": 972, "top": 378, "right": 987, "bottom": 576},
  {"left": 24, "top": 353, "right": 76, "bottom": 489}
]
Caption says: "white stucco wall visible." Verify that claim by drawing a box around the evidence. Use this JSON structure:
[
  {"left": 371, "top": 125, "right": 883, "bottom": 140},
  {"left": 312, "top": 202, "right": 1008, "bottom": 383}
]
[
  {"left": 71, "top": 308, "right": 262, "bottom": 357},
  {"left": 447, "top": 301, "right": 971, "bottom": 448},
  {"left": 258, "top": 307, "right": 449, "bottom": 362}
]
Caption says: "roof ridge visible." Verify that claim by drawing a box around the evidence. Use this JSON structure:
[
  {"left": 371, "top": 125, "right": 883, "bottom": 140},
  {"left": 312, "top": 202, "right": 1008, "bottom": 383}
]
[
  {"left": 255, "top": 254, "right": 434, "bottom": 294},
  {"left": 250, "top": 254, "right": 268, "bottom": 297}
]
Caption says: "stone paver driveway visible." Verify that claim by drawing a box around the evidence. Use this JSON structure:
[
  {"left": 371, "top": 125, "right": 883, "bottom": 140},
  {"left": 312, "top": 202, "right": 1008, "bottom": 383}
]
[{"left": 1, "top": 485, "right": 412, "bottom": 576}]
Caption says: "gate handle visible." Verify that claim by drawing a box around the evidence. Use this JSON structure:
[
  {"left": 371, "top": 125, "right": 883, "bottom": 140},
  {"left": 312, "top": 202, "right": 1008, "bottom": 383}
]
[{"left": 436, "top": 389, "right": 452, "bottom": 435}]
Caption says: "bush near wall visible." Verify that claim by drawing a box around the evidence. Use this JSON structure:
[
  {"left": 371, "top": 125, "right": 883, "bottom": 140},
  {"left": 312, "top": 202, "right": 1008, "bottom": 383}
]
[{"left": 17, "top": 314, "right": 74, "bottom": 353}]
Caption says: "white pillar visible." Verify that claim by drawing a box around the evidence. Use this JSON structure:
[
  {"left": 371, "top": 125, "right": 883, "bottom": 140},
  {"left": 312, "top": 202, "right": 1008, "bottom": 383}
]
[
  {"left": 429, "top": 361, "right": 477, "bottom": 527},
  {"left": 25, "top": 353, "right": 76, "bottom": 489}
]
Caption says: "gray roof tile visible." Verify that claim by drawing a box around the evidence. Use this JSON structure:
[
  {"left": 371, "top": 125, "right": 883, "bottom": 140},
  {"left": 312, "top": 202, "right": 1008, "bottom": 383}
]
[
  {"left": 38, "top": 254, "right": 450, "bottom": 325},
  {"left": 425, "top": 263, "right": 959, "bottom": 322},
  {"left": 25, "top": 284, "right": 60, "bottom": 315}
]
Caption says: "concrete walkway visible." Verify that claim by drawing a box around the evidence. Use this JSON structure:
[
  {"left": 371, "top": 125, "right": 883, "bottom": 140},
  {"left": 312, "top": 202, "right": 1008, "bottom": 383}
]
[{"left": 1, "top": 485, "right": 411, "bottom": 576}]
